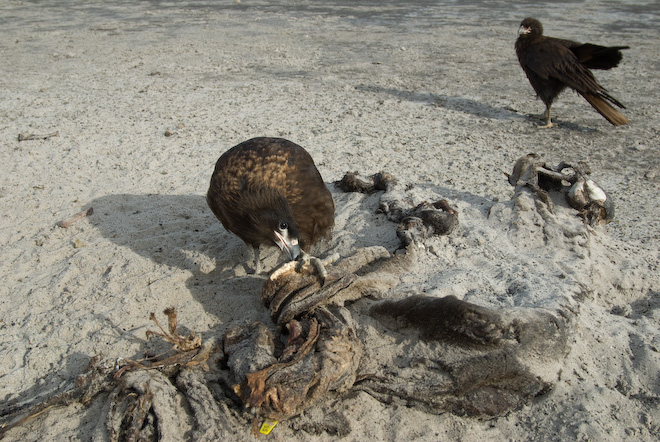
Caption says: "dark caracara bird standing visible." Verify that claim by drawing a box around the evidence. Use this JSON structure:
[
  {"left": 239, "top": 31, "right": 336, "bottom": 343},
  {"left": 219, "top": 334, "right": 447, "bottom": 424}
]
[
  {"left": 207, "top": 137, "right": 335, "bottom": 274},
  {"left": 515, "top": 17, "right": 629, "bottom": 128}
]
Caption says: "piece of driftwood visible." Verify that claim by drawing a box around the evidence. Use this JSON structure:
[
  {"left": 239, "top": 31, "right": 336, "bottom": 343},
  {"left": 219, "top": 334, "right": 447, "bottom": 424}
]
[
  {"left": 58, "top": 208, "right": 94, "bottom": 228},
  {"left": 17, "top": 131, "right": 59, "bottom": 141}
]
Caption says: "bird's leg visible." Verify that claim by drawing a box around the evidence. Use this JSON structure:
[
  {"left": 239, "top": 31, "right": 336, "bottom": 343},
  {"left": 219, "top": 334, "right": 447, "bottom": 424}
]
[
  {"left": 537, "top": 105, "right": 556, "bottom": 128},
  {"left": 296, "top": 251, "right": 340, "bottom": 285}
]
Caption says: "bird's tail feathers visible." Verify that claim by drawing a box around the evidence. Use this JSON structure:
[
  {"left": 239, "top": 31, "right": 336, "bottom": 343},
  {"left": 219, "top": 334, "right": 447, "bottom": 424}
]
[
  {"left": 598, "top": 88, "right": 626, "bottom": 109},
  {"left": 581, "top": 92, "right": 628, "bottom": 126}
]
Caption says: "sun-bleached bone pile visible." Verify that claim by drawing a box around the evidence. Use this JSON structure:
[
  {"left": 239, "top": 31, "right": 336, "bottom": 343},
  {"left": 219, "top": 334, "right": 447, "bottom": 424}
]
[{"left": 507, "top": 153, "right": 614, "bottom": 225}]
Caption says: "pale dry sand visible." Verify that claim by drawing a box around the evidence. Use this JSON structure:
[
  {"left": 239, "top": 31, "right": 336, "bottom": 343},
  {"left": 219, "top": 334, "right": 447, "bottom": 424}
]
[{"left": 1, "top": 1, "right": 659, "bottom": 440}]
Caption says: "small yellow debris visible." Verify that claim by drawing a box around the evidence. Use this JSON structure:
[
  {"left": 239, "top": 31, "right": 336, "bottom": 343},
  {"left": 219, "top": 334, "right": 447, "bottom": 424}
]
[{"left": 259, "top": 418, "right": 278, "bottom": 435}]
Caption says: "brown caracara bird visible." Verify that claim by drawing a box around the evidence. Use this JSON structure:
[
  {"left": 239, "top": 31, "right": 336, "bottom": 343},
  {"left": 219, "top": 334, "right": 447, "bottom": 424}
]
[
  {"left": 207, "top": 137, "right": 335, "bottom": 274},
  {"left": 515, "top": 17, "right": 629, "bottom": 128}
]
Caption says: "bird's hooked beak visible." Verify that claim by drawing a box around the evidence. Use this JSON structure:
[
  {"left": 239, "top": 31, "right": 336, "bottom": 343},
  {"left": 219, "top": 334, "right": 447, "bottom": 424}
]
[
  {"left": 274, "top": 230, "right": 301, "bottom": 261},
  {"left": 518, "top": 25, "right": 531, "bottom": 35}
]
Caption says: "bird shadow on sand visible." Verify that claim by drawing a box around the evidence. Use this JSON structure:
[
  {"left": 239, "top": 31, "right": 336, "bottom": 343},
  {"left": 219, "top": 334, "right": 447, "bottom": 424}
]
[
  {"left": 85, "top": 193, "right": 269, "bottom": 323},
  {"left": 355, "top": 84, "right": 521, "bottom": 121},
  {"left": 83, "top": 190, "right": 402, "bottom": 323}
]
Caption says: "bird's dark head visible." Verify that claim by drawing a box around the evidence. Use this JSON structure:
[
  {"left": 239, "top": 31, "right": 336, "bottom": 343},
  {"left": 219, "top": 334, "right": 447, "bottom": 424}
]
[
  {"left": 250, "top": 191, "right": 302, "bottom": 261},
  {"left": 518, "top": 18, "right": 542, "bottom": 37}
]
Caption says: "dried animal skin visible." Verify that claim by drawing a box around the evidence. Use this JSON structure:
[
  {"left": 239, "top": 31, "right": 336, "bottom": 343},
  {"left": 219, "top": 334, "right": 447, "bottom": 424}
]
[
  {"left": 334, "top": 171, "right": 397, "bottom": 194},
  {"left": 223, "top": 322, "right": 278, "bottom": 382},
  {"left": 105, "top": 370, "right": 185, "bottom": 442},
  {"left": 175, "top": 369, "right": 243, "bottom": 441},
  {"left": 228, "top": 306, "right": 361, "bottom": 422},
  {"left": 566, "top": 176, "right": 614, "bottom": 225},
  {"left": 336, "top": 171, "right": 458, "bottom": 247},
  {"left": 395, "top": 200, "right": 458, "bottom": 247},
  {"left": 2, "top": 229, "right": 574, "bottom": 439},
  {"left": 263, "top": 245, "right": 392, "bottom": 325},
  {"left": 226, "top": 252, "right": 376, "bottom": 422},
  {"left": 362, "top": 295, "right": 568, "bottom": 417}
]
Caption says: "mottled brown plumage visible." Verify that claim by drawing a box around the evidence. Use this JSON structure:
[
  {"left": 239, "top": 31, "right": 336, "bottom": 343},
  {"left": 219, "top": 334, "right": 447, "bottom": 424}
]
[
  {"left": 207, "top": 137, "right": 334, "bottom": 272},
  {"left": 515, "top": 17, "right": 628, "bottom": 128}
]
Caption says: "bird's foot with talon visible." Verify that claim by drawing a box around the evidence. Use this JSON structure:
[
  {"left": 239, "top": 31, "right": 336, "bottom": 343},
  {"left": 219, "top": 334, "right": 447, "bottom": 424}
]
[
  {"left": 537, "top": 121, "right": 556, "bottom": 129},
  {"left": 537, "top": 109, "right": 556, "bottom": 128},
  {"left": 296, "top": 251, "right": 340, "bottom": 285},
  {"left": 268, "top": 252, "right": 340, "bottom": 285}
]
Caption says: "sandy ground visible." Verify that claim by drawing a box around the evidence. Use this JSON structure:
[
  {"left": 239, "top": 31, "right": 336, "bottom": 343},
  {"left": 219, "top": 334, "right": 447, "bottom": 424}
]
[{"left": 1, "top": 1, "right": 659, "bottom": 440}]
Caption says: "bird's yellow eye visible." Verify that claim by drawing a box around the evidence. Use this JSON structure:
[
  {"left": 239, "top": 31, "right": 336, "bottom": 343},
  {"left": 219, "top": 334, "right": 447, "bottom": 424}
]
[{"left": 278, "top": 221, "right": 288, "bottom": 231}]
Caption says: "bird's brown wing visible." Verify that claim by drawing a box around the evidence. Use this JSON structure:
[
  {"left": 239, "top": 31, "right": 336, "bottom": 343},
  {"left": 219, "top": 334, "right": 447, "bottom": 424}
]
[
  {"left": 522, "top": 42, "right": 627, "bottom": 124},
  {"left": 281, "top": 145, "right": 334, "bottom": 249},
  {"left": 207, "top": 170, "right": 250, "bottom": 243},
  {"left": 521, "top": 39, "right": 602, "bottom": 95}
]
